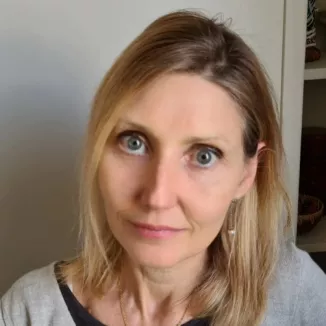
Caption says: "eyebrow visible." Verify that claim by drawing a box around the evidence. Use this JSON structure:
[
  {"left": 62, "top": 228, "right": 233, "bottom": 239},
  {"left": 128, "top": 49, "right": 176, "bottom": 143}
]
[{"left": 116, "top": 119, "right": 230, "bottom": 146}]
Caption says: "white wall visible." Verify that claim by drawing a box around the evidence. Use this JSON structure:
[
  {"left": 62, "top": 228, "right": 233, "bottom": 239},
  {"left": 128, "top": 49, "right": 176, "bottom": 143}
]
[{"left": 0, "top": 0, "right": 284, "bottom": 294}]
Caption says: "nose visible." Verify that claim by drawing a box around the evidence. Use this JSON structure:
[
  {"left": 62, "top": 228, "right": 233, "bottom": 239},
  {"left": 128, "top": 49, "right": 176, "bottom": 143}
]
[{"left": 139, "top": 158, "right": 178, "bottom": 211}]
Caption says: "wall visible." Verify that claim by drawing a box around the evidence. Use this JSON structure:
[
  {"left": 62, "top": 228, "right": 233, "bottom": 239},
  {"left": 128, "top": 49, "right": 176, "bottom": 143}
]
[
  {"left": 0, "top": 0, "right": 284, "bottom": 294},
  {"left": 281, "top": 0, "right": 307, "bottom": 240}
]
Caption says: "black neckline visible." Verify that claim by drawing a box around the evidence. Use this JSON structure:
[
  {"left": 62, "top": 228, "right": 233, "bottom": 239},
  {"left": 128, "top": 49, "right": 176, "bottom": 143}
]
[{"left": 55, "top": 262, "right": 210, "bottom": 326}]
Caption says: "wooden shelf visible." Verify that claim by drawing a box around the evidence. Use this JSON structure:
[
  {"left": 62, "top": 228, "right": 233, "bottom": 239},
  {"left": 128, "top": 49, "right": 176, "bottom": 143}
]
[
  {"left": 305, "top": 53, "right": 326, "bottom": 80},
  {"left": 297, "top": 216, "right": 326, "bottom": 253}
]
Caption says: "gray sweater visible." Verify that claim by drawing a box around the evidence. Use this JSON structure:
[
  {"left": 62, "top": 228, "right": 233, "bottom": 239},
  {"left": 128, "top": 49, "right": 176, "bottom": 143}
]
[{"left": 1, "top": 242, "right": 326, "bottom": 326}]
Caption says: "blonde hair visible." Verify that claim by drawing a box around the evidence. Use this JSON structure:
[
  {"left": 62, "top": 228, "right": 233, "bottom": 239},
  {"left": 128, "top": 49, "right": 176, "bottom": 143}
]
[{"left": 62, "top": 10, "right": 291, "bottom": 326}]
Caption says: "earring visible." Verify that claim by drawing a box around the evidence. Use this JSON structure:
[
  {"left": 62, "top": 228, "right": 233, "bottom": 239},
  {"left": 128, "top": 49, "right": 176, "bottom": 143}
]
[
  {"left": 228, "top": 199, "right": 237, "bottom": 236},
  {"left": 228, "top": 229, "right": 236, "bottom": 236}
]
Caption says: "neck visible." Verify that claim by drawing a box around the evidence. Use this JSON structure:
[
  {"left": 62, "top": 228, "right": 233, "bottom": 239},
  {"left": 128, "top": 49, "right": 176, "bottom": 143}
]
[{"left": 119, "top": 251, "right": 208, "bottom": 323}]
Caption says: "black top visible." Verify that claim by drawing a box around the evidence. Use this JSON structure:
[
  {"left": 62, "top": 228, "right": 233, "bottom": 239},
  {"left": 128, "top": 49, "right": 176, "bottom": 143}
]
[{"left": 55, "top": 263, "right": 210, "bottom": 326}]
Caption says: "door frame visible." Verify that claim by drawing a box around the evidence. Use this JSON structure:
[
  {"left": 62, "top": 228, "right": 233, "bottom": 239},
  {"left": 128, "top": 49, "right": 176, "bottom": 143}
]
[{"left": 281, "top": 0, "right": 307, "bottom": 240}]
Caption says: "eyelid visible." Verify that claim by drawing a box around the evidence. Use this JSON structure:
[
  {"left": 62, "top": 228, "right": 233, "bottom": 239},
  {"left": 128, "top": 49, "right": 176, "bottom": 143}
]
[
  {"left": 118, "top": 130, "right": 146, "bottom": 141},
  {"left": 117, "top": 130, "right": 151, "bottom": 151},
  {"left": 192, "top": 144, "right": 224, "bottom": 159},
  {"left": 116, "top": 129, "right": 224, "bottom": 159}
]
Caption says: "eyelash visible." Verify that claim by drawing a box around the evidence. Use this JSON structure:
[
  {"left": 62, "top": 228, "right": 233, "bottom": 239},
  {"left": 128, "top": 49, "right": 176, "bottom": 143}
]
[
  {"left": 116, "top": 130, "right": 224, "bottom": 160},
  {"left": 117, "top": 130, "right": 150, "bottom": 151}
]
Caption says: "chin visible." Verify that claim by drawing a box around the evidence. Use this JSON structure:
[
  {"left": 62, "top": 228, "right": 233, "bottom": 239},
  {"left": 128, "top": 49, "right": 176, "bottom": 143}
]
[{"left": 124, "top": 243, "right": 184, "bottom": 269}]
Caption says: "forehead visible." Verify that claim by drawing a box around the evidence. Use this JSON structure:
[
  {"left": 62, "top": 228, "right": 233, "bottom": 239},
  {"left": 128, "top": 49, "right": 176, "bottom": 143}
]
[{"left": 121, "top": 74, "right": 244, "bottom": 146}]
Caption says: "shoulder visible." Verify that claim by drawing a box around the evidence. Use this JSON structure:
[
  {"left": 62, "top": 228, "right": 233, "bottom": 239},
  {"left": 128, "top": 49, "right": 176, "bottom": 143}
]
[
  {"left": 1, "top": 263, "right": 57, "bottom": 303},
  {"left": 0, "top": 262, "right": 73, "bottom": 325},
  {"left": 265, "top": 241, "right": 326, "bottom": 325},
  {"left": 276, "top": 240, "right": 324, "bottom": 279},
  {"left": 277, "top": 241, "right": 326, "bottom": 297}
]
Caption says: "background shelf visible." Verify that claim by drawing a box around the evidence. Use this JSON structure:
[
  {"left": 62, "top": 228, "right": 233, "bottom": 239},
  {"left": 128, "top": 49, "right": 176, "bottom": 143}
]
[
  {"left": 297, "top": 216, "right": 326, "bottom": 252},
  {"left": 305, "top": 53, "right": 326, "bottom": 80}
]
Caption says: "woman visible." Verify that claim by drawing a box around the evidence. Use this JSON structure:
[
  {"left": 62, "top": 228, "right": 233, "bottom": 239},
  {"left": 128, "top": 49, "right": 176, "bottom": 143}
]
[{"left": 1, "top": 10, "right": 326, "bottom": 326}]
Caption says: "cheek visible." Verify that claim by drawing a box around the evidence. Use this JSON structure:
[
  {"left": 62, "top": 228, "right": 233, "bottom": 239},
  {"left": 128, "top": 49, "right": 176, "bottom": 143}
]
[
  {"left": 185, "top": 156, "right": 245, "bottom": 194},
  {"left": 186, "top": 190, "right": 231, "bottom": 229},
  {"left": 178, "top": 190, "right": 231, "bottom": 255},
  {"left": 184, "top": 167, "right": 241, "bottom": 211},
  {"left": 181, "top": 167, "right": 242, "bottom": 232},
  {"left": 98, "top": 151, "right": 146, "bottom": 209}
]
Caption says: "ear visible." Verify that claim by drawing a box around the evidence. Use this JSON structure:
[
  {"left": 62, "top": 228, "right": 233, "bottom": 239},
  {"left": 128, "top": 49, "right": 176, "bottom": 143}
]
[{"left": 234, "top": 142, "right": 265, "bottom": 199}]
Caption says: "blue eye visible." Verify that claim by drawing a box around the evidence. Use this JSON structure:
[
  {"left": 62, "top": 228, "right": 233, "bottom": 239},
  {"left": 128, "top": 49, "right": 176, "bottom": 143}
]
[
  {"left": 194, "top": 148, "right": 218, "bottom": 168},
  {"left": 120, "top": 133, "right": 147, "bottom": 155}
]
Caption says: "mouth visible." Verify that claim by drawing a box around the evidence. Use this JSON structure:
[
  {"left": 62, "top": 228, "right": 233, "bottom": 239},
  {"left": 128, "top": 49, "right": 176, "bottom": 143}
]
[{"left": 129, "top": 222, "right": 184, "bottom": 239}]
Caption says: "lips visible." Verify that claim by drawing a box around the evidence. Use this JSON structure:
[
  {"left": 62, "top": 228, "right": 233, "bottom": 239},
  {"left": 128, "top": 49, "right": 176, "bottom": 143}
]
[
  {"left": 129, "top": 221, "right": 184, "bottom": 239},
  {"left": 131, "top": 222, "right": 183, "bottom": 231}
]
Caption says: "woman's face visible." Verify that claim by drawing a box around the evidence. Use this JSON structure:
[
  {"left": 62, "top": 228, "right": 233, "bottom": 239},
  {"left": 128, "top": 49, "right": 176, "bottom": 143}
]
[{"left": 99, "top": 74, "right": 259, "bottom": 268}]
